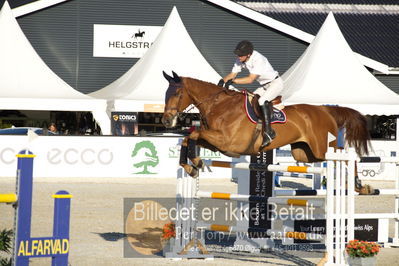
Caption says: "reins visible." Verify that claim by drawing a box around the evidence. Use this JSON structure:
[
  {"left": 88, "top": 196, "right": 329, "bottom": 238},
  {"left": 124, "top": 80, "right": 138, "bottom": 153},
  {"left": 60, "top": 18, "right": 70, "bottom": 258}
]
[
  {"left": 178, "top": 85, "right": 232, "bottom": 126},
  {"left": 194, "top": 89, "right": 226, "bottom": 109}
]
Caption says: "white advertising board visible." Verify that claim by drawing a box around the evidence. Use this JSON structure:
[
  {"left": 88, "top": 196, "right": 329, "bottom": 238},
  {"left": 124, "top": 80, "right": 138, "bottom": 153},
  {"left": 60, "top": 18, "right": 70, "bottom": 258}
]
[
  {"left": 93, "top": 24, "right": 162, "bottom": 58},
  {"left": 2, "top": 136, "right": 395, "bottom": 180},
  {"left": 0, "top": 136, "right": 248, "bottom": 179},
  {"left": 357, "top": 140, "right": 399, "bottom": 181}
]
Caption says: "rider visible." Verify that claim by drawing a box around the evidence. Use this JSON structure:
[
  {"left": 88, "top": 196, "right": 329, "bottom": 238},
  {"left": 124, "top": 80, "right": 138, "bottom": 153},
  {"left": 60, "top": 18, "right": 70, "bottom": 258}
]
[{"left": 221, "top": 40, "right": 284, "bottom": 147}]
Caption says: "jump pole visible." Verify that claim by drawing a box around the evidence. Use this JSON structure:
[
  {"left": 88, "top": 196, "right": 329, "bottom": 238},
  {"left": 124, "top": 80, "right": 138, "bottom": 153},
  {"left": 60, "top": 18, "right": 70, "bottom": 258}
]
[
  {"left": 196, "top": 191, "right": 324, "bottom": 207},
  {"left": 274, "top": 149, "right": 323, "bottom": 189},
  {"left": 203, "top": 160, "right": 325, "bottom": 174},
  {"left": 205, "top": 148, "right": 358, "bottom": 264},
  {"left": 176, "top": 147, "right": 398, "bottom": 264},
  {"left": 204, "top": 151, "right": 327, "bottom": 249},
  {"left": 0, "top": 193, "right": 17, "bottom": 203}
]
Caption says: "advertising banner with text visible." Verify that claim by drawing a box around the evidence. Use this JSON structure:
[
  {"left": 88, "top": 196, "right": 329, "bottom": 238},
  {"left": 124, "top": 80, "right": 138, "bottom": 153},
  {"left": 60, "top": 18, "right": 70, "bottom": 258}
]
[
  {"left": 0, "top": 136, "right": 248, "bottom": 179},
  {"left": 93, "top": 24, "right": 162, "bottom": 58}
]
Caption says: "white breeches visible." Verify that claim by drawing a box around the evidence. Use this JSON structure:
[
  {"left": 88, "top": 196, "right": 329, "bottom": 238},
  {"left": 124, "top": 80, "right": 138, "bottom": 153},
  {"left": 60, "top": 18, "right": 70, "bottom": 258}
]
[{"left": 254, "top": 77, "right": 284, "bottom": 105}]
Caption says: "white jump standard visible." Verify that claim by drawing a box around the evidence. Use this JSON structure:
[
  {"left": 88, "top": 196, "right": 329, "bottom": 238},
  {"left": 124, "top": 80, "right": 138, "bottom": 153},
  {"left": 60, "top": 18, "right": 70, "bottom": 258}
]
[{"left": 166, "top": 147, "right": 399, "bottom": 265}]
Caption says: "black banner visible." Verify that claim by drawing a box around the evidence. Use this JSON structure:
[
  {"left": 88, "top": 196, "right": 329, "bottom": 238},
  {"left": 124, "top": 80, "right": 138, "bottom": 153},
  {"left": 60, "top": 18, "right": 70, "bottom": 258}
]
[
  {"left": 294, "top": 218, "right": 380, "bottom": 243},
  {"left": 111, "top": 112, "right": 138, "bottom": 136},
  {"left": 248, "top": 151, "right": 273, "bottom": 238}
]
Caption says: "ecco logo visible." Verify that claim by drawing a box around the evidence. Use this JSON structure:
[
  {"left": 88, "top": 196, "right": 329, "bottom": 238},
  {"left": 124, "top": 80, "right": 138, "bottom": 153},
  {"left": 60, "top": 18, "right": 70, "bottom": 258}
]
[
  {"left": 0, "top": 148, "right": 113, "bottom": 165},
  {"left": 0, "top": 148, "right": 15, "bottom": 164},
  {"left": 47, "top": 148, "right": 113, "bottom": 165}
]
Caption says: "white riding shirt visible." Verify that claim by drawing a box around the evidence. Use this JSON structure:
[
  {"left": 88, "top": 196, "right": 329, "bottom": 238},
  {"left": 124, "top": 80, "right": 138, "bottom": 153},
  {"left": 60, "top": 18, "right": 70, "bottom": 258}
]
[
  {"left": 231, "top": 50, "right": 283, "bottom": 104},
  {"left": 231, "top": 50, "right": 278, "bottom": 85}
]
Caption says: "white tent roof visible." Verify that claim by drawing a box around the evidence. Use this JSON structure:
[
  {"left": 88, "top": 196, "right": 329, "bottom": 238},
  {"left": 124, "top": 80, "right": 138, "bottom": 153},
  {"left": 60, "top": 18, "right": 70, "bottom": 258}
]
[
  {"left": 90, "top": 6, "right": 221, "bottom": 112},
  {"left": 205, "top": 0, "right": 390, "bottom": 74},
  {"left": 0, "top": 1, "right": 110, "bottom": 134},
  {"left": 281, "top": 12, "right": 399, "bottom": 115}
]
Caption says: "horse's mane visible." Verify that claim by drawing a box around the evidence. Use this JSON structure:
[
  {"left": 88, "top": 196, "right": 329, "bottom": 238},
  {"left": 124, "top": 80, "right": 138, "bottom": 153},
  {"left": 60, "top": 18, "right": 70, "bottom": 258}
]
[{"left": 182, "top": 77, "right": 242, "bottom": 97}]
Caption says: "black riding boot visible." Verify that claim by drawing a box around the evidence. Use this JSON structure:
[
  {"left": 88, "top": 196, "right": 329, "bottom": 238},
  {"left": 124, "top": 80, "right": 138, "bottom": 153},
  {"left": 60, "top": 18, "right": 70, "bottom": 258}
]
[{"left": 261, "top": 101, "right": 276, "bottom": 147}]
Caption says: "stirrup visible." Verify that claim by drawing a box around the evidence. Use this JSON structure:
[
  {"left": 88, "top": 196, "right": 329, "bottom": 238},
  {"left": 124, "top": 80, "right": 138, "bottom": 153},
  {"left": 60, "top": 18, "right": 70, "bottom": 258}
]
[
  {"left": 261, "top": 132, "right": 275, "bottom": 148},
  {"left": 268, "top": 129, "right": 276, "bottom": 139}
]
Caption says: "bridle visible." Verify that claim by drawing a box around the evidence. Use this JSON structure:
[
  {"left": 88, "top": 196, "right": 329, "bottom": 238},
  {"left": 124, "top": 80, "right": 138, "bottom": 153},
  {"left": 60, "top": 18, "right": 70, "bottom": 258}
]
[
  {"left": 164, "top": 82, "right": 183, "bottom": 113},
  {"left": 165, "top": 82, "right": 226, "bottom": 121}
]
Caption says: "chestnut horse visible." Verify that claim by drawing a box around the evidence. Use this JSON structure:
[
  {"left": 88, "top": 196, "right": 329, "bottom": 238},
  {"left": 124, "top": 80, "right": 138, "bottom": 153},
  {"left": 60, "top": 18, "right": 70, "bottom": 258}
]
[{"left": 161, "top": 71, "right": 370, "bottom": 181}]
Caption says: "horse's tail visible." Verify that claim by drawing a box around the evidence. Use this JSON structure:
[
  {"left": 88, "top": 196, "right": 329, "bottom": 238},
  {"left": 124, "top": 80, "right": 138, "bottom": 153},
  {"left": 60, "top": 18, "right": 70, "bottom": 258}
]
[{"left": 324, "top": 106, "right": 371, "bottom": 156}]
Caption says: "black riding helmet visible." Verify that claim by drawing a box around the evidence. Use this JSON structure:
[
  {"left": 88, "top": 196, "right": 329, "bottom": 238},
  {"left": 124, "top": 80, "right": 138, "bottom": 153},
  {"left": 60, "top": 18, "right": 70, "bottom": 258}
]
[{"left": 234, "top": 40, "right": 254, "bottom": 56}]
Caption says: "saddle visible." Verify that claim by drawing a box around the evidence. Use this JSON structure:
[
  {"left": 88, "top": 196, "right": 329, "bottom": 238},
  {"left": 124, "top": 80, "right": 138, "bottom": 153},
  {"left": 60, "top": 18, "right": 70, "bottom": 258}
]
[
  {"left": 251, "top": 94, "right": 282, "bottom": 116},
  {"left": 243, "top": 90, "right": 286, "bottom": 124}
]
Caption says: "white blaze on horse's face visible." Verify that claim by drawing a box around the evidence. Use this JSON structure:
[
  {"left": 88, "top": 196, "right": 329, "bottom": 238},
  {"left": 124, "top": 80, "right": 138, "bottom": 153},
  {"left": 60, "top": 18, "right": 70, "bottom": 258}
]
[
  {"left": 166, "top": 113, "right": 178, "bottom": 128},
  {"left": 162, "top": 102, "right": 177, "bottom": 128}
]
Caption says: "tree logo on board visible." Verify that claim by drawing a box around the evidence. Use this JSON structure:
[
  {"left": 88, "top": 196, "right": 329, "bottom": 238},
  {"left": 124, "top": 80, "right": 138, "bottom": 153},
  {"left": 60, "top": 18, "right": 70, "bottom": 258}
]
[{"left": 131, "top": 141, "right": 159, "bottom": 174}]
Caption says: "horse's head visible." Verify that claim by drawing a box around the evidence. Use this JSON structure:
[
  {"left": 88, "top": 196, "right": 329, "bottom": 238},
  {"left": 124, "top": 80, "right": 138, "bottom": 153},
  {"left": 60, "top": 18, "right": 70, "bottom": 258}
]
[{"left": 161, "top": 71, "right": 192, "bottom": 128}]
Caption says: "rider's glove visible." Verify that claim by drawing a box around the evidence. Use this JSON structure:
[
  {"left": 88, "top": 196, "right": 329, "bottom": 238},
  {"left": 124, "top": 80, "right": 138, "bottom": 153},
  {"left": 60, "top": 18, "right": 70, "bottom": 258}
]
[
  {"left": 224, "top": 79, "right": 234, "bottom": 89},
  {"left": 217, "top": 79, "right": 225, "bottom": 87}
]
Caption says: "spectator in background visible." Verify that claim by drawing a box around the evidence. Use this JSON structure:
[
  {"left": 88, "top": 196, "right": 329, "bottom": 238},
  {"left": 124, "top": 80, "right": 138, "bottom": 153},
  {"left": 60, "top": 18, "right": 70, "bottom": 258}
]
[{"left": 48, "top": 122, "right": 59, "bottom": 134}]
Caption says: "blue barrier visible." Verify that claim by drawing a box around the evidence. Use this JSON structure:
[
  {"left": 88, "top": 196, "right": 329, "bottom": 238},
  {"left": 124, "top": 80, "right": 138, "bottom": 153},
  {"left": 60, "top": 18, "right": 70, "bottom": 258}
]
[{"left": 11, "top": 150, "right": 72, "bottom": 266}]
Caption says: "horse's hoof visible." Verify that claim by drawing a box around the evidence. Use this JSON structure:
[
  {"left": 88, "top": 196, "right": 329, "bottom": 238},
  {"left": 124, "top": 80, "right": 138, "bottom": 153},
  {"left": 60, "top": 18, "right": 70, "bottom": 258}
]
[
  {"left": 182, "top": 164, "right": 198, "bottom": 178},
  {"left": 355, "top": 175, "right": 363, "bottom": 189},
  {"left": 191, "top": 157, "right": 204, "bottom": 170},
  {"left": 196, "top": 159, "right": 204, "bottom": 170},
  {"left": 190, "top": 167, "right": 199, "bottom": 178},
  {"left": 358, "top": 185, "right": 374, "bottom": 195}
]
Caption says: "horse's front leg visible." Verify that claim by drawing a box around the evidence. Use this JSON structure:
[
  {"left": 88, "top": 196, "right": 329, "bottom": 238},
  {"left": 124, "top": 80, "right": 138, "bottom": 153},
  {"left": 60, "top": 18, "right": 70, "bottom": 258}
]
[
  {"left": 180, "top": 129, "right": 226, "bottom": 177},
  {"left": 187, "top": 134, "right": 204, "bottom": 169},
  {"left": 179, "top": 136, "right": 202, "bottom": 178},
  {"left": 188, "top": 129, "right": 223, "bottom": 170}
]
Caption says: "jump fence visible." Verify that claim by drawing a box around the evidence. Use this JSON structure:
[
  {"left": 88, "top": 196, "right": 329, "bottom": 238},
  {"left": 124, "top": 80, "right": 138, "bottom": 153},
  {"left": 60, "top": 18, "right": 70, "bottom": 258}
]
[{"left": 0, "top": 150, "right": 72, "bottom": 266}]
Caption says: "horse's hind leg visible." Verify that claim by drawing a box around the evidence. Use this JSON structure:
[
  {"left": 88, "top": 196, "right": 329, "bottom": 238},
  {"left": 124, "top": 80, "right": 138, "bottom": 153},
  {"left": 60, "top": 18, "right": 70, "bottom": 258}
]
[
  {"left": 180, "top": 137, "right": 200, "bottom": 178},
  {"left": 290, "top": 142, "right": 320, "bottom": 163},
  {"left": 354, "top": 161, "right": 375, "bottom": 195}
]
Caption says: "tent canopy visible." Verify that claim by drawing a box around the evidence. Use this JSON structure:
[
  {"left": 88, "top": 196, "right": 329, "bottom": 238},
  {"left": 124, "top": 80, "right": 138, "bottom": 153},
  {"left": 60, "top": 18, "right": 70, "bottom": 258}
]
[
  {"left": 90, "top": 6, "right": 221, "bottom": 112},
  {"left": 281, "top": 12, "right": 399, "bottom": 115},
  {"left": 0, "top": 1, "right": 110, "bottom": 134}
]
